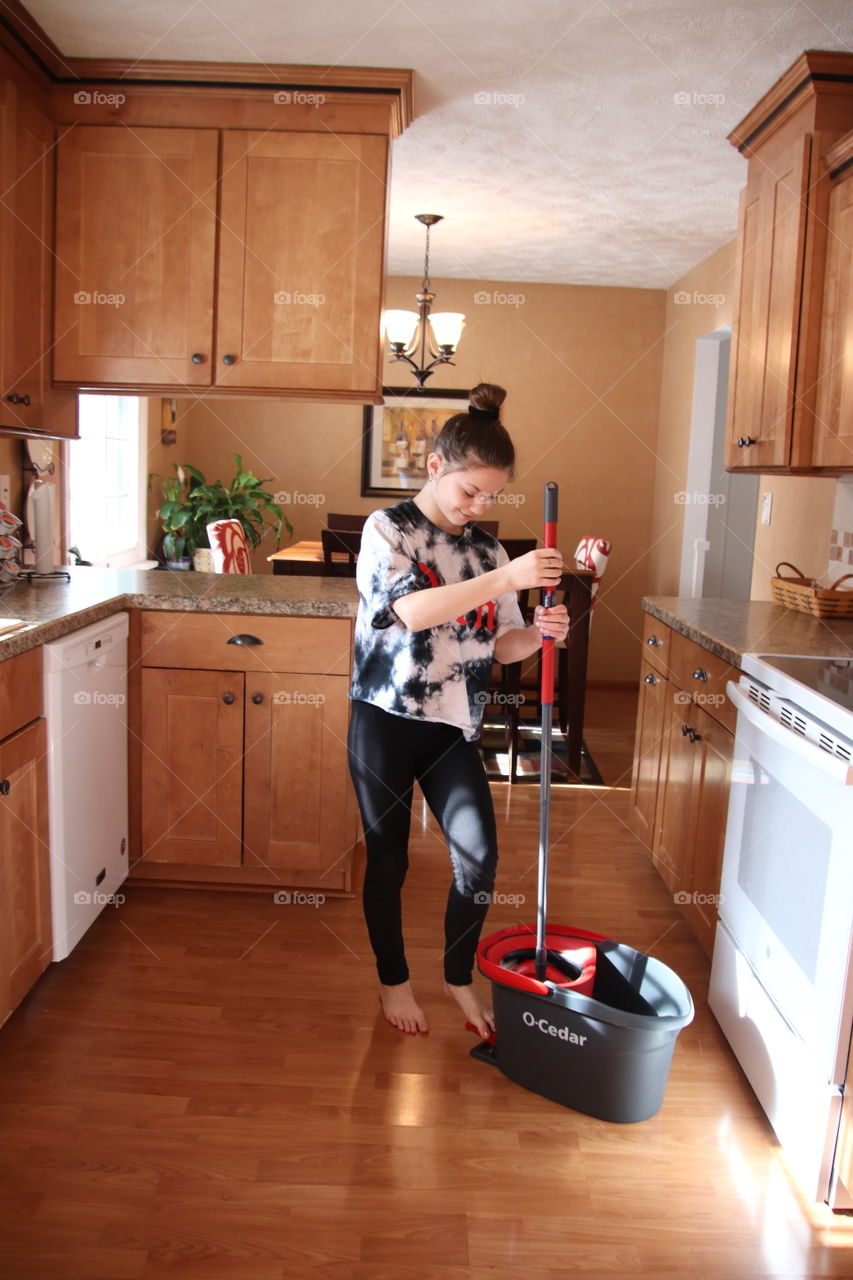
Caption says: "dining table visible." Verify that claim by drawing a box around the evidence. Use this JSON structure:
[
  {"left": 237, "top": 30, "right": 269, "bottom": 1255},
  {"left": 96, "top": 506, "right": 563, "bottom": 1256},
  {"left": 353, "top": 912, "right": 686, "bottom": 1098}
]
[{"left": 268, "top": 542, "right": 595, "bottom": 778}]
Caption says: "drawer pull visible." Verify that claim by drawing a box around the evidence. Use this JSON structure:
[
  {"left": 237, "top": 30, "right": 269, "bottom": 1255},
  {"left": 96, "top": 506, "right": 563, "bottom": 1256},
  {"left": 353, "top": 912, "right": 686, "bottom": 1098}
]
[
  {"left": 0, "top": 778, "right": 10, "bottom": 795},
  {"left": 251, "top": 692, "right": 264, "bottom": 705},
  {"left": 222, "top": 692, "right": 236, "bottom": 705},
  {"left": 644, "top": 673, "right": 657, "bottom": 685},
  {"left": 222, "top": 353, "right": 237, "bottom": 366},
  {"left": 6, "top": 392, "right": 30, "bottom": 406},
  {"left": 692, "top": 668, "right": 709, "bottom": 682},
  {"left": 646, "top": 635, "right": 662, "bottom": 647},
  {"left": 737, "top": 436, "right": 756, "bottom": 448},
  {"left": 226, "top": 634, "right": 263, "bottom": 646},
  {"left": 191, "top": 352, "right": 205, "bottom": 365}
]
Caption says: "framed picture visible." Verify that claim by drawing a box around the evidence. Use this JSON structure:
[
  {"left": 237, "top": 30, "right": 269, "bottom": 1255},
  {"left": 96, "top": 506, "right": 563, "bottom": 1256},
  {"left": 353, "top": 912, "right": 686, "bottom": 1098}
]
[{"left": 361, "top": 386, "right": 468, "bottom": 498}]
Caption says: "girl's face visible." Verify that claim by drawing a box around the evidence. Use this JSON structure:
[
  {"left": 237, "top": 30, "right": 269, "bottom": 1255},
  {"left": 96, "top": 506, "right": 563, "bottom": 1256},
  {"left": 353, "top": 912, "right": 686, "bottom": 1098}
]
[{"left": 427, "top": 455, "right": 511, "bottom": 532}]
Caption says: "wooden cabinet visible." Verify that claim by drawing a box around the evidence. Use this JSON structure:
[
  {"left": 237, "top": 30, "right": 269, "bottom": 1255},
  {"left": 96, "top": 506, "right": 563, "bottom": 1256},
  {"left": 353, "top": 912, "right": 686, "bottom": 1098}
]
[
  {"left": 812, "top": 132, "right": 853, "bottom": 468},
  {"left": 0, "top": 52, "right": 77, "bottom": 438},
  {"left": 630, "top": 615, "right": 736, "bottom": 958},
  {"left": 134, "top": 612, "right": 358, "bottom": 892},
  {"left": 725, "top": 52, "right": 853, "bottom": 473},
  {"left": 0, "top": 647, "right": 51, "bottom": 1027},
  {"left": 54, "top": 126, "right": 388, "bottom": 400}
]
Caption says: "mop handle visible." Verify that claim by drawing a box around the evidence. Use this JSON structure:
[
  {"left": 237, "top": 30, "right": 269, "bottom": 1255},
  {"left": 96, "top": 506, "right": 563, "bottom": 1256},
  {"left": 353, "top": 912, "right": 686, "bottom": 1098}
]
[
  {"left": 535, "top": 481, "right": 558, "bottom": 982},
  {"left": 540, "top": 481, "right": 559, "bottom": 706}
]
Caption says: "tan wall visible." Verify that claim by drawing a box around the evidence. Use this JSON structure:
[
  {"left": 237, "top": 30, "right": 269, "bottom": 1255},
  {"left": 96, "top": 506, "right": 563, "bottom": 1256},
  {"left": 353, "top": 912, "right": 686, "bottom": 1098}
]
[
  {"left": 749, "top": 474, "right": 836, "bottom": 597},
  {"left": 168, "top": 276, "right": 666, "bottom": 682},
  {"left": 648, "top": 240, "right": 736, "bottom": 594}
]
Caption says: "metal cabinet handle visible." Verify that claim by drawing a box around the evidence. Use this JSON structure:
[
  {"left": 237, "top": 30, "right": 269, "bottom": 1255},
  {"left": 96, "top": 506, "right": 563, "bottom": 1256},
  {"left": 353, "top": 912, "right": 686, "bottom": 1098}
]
[
  {"left": 644, "top": 673, "right": 657, "bottom": 685},
  {"left": 222, "top": 692, "right": 235, "bottom": 705},
  {"left": 692, "top": 668, "right": 709, "bottom": 682},
  {"left": 251, "top": 692, "right": 264, "bottom": 704},
  {"left": 681, "top": 723, "right": 691, "bottom": 736},
  {"left": 222, "top": 353, "right": 236, "bottom": 366},
  {"left": 737, "top": 436, "right": 756, "bottom": 448},
  {"left": 646, "top": 635, "right": 661, "bottom": 647},
  {"left": 191, "top": 353, "right": 204, "bottom": 365},
  {"left": 226, "top": 634, "right": 262, "bottom": 646},
  {"left": 0, "top": 779, "right": 10, "bottom": 795},
  {"left": 688, "top": 728, "right": 702, "bottom": 743},
  {"left": 5, "top": 392, "right": 30, "bottom": 406}
]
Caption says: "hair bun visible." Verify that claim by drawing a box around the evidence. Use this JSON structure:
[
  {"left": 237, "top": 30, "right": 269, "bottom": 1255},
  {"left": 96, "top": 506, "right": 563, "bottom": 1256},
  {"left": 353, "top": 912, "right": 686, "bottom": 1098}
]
[{"left": 469, "top": 382, "right": 506, "bottom": 418}]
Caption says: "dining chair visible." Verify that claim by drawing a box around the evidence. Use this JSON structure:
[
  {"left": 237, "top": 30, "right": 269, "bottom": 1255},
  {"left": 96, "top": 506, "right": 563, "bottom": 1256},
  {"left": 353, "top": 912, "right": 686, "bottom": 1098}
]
[
  {"left": 320, "top": 527, "right": 361, "bottom": 577},
  {"left": 326, "top": 513, "right": 367, "bottom": 532},
  {"left": 473, "top": 520, "right": 499, "bottom": 535}
]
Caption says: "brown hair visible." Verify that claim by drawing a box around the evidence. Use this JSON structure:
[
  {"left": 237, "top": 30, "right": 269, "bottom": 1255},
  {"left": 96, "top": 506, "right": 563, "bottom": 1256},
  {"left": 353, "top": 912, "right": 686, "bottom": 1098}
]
[{"left": 433, "top": 382, "right": 515, "bottom": 476}]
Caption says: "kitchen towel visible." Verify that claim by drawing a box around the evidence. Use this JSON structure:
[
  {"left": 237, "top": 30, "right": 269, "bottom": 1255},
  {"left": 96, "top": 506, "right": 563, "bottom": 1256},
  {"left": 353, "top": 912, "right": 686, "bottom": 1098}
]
[{"left": 28, "top": 480, "right": 56, "bottom": 573}]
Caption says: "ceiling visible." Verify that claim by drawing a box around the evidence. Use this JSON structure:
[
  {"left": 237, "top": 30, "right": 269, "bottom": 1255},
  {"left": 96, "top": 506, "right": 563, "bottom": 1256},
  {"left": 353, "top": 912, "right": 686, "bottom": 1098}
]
[{"left": 24, "top": 0, "right": 853, "bottom": 289}]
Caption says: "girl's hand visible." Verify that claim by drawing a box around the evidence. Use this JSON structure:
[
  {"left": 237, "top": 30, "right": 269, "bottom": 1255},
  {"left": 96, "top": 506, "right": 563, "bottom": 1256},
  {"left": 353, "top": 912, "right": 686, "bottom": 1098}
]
[
  {"left": 533, "top": 604, "right": 569, "bottom": 643},
  {"left": 504, "top": 548, "right": 564, "bottom": 592}
]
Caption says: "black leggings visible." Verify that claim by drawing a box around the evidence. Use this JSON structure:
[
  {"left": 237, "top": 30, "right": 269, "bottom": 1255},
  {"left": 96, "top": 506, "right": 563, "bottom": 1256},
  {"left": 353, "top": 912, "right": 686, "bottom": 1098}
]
[{"left": 347, "top": 700, "right": 498, "bottom": 986}]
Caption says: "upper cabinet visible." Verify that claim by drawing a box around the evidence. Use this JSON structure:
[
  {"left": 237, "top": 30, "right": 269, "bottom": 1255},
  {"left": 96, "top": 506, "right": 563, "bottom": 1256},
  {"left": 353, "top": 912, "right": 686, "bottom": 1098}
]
[
  {"left": 725, "top": 52, "right": 853, "bottom": 473},
  {"left": 53, "top": 126, "right": 388, "bottom": 398},
  {"left": 812, "top": 131, "right": 853, "bottom": 468},
  {"left": 0, "top": 51, "right": 77, "bottom": 438}
]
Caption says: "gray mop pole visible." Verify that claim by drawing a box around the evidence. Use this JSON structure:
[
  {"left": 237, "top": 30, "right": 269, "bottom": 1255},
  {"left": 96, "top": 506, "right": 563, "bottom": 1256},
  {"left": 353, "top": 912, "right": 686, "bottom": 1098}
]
[{"left": 535, "top": 481, "right": 559, "bottom": 982}]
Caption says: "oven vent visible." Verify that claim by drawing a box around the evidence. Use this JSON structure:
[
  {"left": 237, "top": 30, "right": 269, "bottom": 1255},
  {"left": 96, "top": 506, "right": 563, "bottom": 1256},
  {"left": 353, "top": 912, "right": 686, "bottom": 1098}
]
[
  {"left": 818, "top": 731, "right": 852, "bottom": 763},
  {"left": 779, "top": 705, "right": 807, "bottom": 736},
  {"left": 745, "top": 679, "right": 772, "bottom": 712}
]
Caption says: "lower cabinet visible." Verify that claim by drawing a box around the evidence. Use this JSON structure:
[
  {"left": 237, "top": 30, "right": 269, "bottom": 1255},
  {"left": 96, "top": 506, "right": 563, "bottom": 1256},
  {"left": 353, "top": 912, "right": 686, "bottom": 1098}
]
[
  {"left": 630, "top": 616, "right": 736, "bottom": 958},
  {"left": 134, "top": 612, "right": 359, "bottom": 893},
  {"left": 0, "top": 679, "right": 51, "bottom": 1026}
]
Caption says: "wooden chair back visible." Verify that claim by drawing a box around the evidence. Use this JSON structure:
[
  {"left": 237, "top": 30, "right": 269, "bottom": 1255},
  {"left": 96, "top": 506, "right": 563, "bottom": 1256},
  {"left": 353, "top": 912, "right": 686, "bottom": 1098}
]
[
  {"left": 326, "top": 513, "right": 367, "bottom": 532},
  {"left": 472, "top": 519, "right": 499, "bottom": 535},
  {"left": 320, "top": 527, "right": 362, "bottom": 577}
]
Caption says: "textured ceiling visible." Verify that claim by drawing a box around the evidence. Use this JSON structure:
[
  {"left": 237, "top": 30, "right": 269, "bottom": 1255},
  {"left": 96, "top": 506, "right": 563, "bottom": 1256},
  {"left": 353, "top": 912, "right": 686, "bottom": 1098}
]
[{"left": 25, "top": 0, "right": 853, "bottom": 288}]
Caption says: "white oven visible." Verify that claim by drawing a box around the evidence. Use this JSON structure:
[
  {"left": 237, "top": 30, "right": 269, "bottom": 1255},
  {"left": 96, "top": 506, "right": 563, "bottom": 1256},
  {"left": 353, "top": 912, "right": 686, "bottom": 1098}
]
[{"left": 709, "top": 654, "right": 853, "bottom": 1208}]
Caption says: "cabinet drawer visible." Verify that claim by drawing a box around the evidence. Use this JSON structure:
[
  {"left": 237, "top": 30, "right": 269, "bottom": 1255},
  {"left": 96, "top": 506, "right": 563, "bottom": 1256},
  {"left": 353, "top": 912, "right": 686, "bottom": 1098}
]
[
  {"left": 0, "top": 647, "right": 42, "bottom": 740},
  {"left": 669, "top": 631, "right": 738, "bottom": 734},
  {"left": 140, "top": 612, "right": 352, "bottom": 676},
  {"left": 640, "top": 614, "right": 672, "bottom": 676}
]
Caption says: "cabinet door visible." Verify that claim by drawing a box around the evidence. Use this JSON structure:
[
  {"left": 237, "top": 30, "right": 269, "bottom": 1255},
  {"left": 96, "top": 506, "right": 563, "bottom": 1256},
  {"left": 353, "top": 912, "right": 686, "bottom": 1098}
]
[
  {"left": 726, "top": 134, "right": 812, "bottom": 469},
  {"left": 53, "top": 126, "right": 218, "bottom": 387},
  {"left": 681, "top": 704, "right": 733, "bottom": 959},
  {"left": 651, "top": 699, "right": 697, "bottom": 896},
  {"left": 243, "top": 673, "right": 356, "bottom": 876},
  {"left": 140, "top": 668, "right": 244, "bottom": 866},
  {"left": 216, "top": 131, "right": 387, "bottom": 395},
  {"left": 813, "top": 166, "right": 853, "bottom": 467},
  {"left": 0, "top": 75, "right": 77, "bottom": 438},
  {"left": 630, "top": 663, "right": 669, "bottom": 849},
  {"left": 0, "top": 720, "right": 50, "bottom": 1026}
]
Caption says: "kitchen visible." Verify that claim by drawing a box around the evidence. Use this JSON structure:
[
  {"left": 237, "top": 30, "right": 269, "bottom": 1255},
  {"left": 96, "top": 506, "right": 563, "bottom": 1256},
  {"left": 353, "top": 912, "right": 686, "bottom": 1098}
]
[{"left": 2, "top": 1, "right": 853, "bottom": 1276}]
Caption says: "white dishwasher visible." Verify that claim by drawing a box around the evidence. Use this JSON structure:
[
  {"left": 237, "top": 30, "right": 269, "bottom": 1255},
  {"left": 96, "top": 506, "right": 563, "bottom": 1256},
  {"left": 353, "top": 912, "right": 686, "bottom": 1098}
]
[{"left": 43, "top": 612, "right": 129, "bottom": 961}]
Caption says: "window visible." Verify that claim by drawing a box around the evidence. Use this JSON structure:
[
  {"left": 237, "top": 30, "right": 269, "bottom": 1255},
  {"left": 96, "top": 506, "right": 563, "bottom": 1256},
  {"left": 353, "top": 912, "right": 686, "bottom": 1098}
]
[{"left": 64, "top": 395, "right": 149, "bottom": 567}]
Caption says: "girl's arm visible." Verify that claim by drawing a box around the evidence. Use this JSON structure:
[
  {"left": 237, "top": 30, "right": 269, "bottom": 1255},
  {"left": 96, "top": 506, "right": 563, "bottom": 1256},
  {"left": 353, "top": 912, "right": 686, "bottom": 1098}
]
[
  {"left": 493, "top": 605, "right": 569, "bottom": 664},
  {"left": 393, "top": 549, "right": 561, "bottom": 632}
]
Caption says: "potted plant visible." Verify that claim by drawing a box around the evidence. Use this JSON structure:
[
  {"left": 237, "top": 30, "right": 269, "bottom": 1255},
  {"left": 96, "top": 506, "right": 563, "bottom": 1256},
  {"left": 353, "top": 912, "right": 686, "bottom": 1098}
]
[
  {"left": 152, "top": 457, "right": 292, "bottom": 571},
  {"left": 185, "top": 455, "right": 292, "bottom": 567},
  {"left": 151, "top": 465, "right": 202, "bottom": 569}
]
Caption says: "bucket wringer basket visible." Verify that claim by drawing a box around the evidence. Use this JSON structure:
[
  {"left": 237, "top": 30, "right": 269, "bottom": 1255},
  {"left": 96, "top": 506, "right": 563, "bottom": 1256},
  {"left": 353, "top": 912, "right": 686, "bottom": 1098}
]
[{"left": 468, "top": 482, "right": 694, "bottom": 1123}]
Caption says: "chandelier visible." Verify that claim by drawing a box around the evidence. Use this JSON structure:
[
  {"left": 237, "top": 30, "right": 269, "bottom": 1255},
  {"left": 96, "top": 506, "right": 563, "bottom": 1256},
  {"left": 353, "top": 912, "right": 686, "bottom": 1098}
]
[{"left": 384, "top": 214, "right": 465, "bottom": 389}]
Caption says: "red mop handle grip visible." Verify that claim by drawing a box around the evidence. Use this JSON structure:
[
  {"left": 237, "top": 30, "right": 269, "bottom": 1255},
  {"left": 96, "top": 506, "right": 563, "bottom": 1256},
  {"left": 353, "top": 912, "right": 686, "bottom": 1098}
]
[{"left": 541, "top": 481, "right": 559, "bottom": 706}]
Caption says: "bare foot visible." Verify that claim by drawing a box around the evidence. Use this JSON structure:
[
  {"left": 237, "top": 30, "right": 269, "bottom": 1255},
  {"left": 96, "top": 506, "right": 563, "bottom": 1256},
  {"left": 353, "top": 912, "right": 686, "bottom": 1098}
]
[
  {"left": 444, "top": 981, "right": 495, "bottom": 1039},
  {"left": 379, "top": 981, "right": 429, "bottom": 1034}
]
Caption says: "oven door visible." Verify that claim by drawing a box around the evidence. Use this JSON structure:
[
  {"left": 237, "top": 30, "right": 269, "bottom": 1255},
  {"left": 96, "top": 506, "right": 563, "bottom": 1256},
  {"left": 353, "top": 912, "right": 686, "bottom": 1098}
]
[{"left": 718, "top": 680, "right": 853, "bottom": 1083}]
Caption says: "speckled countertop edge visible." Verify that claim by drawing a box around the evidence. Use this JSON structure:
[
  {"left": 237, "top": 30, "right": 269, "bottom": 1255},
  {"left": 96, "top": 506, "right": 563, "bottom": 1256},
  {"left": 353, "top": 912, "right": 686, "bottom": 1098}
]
[
  {"left": 643, "top": 596, "right": 853, "bottom": 666},
  {"left": 0, "top": 569, "right": 358, "bottom": 661}
]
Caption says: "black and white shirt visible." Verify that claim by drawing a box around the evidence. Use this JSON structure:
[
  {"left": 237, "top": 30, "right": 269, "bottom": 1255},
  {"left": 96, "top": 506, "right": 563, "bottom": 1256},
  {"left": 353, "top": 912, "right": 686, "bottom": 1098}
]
[{"left": 350, "top": 500, "right": 525, "bottom": 740}]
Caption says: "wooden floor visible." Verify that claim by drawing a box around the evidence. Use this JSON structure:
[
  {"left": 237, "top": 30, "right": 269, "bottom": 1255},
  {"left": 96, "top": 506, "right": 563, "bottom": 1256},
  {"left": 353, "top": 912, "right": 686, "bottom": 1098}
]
[{"left": 2, "top": 687, "right": 853, "bottom": 1278}]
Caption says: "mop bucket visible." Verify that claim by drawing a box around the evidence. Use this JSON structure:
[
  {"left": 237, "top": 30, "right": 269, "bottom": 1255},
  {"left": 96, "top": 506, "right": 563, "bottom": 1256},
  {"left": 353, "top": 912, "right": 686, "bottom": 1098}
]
[{"left": 474, "top": 924, "right": 694, "bottom": 1122}]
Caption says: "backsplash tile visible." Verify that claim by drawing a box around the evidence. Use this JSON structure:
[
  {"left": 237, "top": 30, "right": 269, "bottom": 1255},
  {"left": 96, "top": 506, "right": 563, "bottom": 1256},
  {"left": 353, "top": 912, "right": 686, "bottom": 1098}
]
[{"left": 828, "top": 479, "right": 853, "bottom": 581}]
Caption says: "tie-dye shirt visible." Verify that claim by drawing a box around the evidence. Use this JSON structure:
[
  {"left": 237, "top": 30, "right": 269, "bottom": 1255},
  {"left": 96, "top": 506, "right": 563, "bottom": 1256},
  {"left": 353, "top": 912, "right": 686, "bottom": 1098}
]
[{"left": 350, "top": 500, "right": 525, "bottom": 740}]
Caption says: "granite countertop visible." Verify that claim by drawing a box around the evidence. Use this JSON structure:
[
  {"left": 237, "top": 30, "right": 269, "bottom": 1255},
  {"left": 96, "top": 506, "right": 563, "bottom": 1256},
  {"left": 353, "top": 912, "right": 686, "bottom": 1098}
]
[
  {"left": 643, "top": 596, "right": 853, "bottom": 667},
  {"left": 0, "top": 568, "right": 359, "bottom": 660}
]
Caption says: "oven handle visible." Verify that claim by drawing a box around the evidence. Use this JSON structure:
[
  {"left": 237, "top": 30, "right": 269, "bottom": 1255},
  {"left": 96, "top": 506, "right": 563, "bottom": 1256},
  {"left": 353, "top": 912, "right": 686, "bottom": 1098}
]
[{"left": 727, "top": 681, "right": 853, "bottom": 785}]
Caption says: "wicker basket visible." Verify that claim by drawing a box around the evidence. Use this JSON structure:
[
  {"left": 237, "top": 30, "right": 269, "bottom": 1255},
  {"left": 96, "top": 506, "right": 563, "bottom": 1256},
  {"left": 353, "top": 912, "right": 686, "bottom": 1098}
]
[{"left": 771, "top": 562, "right": 853, "bottom": 619}]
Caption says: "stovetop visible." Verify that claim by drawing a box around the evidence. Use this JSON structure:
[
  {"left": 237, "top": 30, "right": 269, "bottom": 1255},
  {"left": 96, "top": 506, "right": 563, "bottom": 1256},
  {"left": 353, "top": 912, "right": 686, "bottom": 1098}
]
[{"left": 740, "top": 652, "right": 853, "bottom": 738}]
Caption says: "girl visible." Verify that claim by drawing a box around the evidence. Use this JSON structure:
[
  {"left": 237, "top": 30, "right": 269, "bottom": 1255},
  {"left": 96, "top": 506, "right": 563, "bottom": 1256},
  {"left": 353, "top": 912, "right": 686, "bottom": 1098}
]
[{"left": 347, "top": 383, "right": 569, "bottom": 1037}]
